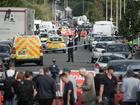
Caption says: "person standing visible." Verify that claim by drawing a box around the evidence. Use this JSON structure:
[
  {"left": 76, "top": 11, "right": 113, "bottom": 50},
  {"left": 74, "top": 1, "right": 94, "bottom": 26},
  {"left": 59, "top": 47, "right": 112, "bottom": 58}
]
[
  {"left": 63, "top": 68, "right": 77, "bottom": 103},
  {"left": 66, "top": 36, "right": 74, "bottom": 62},
  {"left": 17, "top": 71, "right": 36, "bottom": 105},
  {"left": 13, "top": 71, "right": 24, "bottom": 105},
  {"left": 4, "top": 64, "right": 16, "bottom": 105},
  {"left": 94, "top": 67, "right": 107, "bottom": 98},
  {"left": 121, "top": 70, "right": 140, "bottom": 105},
  {"left": 78, "top": 68, "right": 96, "bottom": 105},
  {"left": 35, "top": 67, "right": 57, "bottom": 105},
  {"left": 60, "top": 73, "right": 75, "bottom": 105},
  {"left": 49, "top": 59, "right": 60, "bottom": 81},
  {"left": 98, "top": 66, "right": 118, "bottom": 105}
]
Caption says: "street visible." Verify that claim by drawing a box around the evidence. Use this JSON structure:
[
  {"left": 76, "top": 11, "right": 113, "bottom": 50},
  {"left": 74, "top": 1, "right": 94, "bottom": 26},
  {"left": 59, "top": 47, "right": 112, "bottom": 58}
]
[{"left": 16, "top": 44, "right": 94, "bottom": 73}]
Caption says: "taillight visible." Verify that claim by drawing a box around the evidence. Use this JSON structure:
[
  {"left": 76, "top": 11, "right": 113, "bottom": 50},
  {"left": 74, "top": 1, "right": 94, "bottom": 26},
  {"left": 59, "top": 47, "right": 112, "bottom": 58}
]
[
  {"left": 40, "top": 46, "right": 43, "bottom": 53},
  {"left": 95, "top": 63, "right": 100, "bottom": 69},
  {"left": 12, "top": 47, "right": 16, "bottom": 54}
]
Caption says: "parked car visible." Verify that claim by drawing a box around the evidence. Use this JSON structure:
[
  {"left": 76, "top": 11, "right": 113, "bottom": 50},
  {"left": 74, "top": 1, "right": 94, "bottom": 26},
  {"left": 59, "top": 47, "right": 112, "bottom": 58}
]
[
  {"left": 0, "top": 57, "right": 5, "bottom": 72},
  {"left": 88, "top": 35, "right": 115, "bottom": 51},
  {"left": 107, "top": 60, "right": 140, "bottom": 76},
  {"left": 0, "top": 44, "right": 11, "bottom": 69},
  {"left": 94, "top": 53, "right": 125, "bottom": 72},
  {"left": 105, "top": 43, "right": 131, "bottom": 58},
  {"left": 127, "top": 64, "right": 140, "bottom": 74},
  {"left": 91, "top": 43, "right": 107, "bottom": 63},
  {"left": 0, "top": 40, "right": 13, "bottom": 48}
]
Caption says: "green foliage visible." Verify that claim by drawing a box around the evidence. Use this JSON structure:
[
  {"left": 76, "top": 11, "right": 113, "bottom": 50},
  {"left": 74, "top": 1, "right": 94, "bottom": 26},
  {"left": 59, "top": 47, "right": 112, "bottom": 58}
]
[
  {"left": 0, "top": 0, "right": 52, "bottom": 20},
  {"left": 119, "top": 1, "right": 140, "bottom": 36}
]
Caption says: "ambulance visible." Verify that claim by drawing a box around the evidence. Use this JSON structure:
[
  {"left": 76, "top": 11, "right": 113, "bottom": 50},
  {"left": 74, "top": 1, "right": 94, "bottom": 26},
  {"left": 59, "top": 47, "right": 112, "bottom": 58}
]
[{"left": 11, "top": 35, "right": 43, "bottom": 66}]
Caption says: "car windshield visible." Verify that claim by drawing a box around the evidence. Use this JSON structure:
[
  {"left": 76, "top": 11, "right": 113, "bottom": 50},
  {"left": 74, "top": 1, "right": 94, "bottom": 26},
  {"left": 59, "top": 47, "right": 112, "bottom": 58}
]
[
  {"left": 100, "top": 37, "right": 115, "bottom": 41},
  {"left": 99, "top": 56, "right": 124, "bottom": 63},
  {"left": 40, "top": 34, "right": 48, "bottom": 38},
  {"left": 94, "top": 37, "right": 101, "bottom": 41},
  {"left": 0, "top": 46, "right": 10, "bottom": 53},
  {"left": 50, "top": 37, "right": 62, "bottom": 41},
  {"left": 107, "top": 45, "right": 129, "bottom": 52},
  {"left": 95, "top": 43, "right": 107, "bottom": 49},
  {"left": 108, "top": 61, "right": 140, "bottom": 72}
]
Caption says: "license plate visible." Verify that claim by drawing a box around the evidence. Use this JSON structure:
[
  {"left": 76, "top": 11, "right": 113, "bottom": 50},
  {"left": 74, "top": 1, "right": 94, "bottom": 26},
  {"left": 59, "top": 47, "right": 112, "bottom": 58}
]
[{"left": 18, "top": 50, "right": 26, "bottom": 55}]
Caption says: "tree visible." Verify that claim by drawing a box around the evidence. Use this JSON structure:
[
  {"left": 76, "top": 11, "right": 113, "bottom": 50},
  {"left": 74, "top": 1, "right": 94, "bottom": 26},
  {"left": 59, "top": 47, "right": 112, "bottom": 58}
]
[{"left": 119, "top": 0, "right": 140, "bottom": 36}]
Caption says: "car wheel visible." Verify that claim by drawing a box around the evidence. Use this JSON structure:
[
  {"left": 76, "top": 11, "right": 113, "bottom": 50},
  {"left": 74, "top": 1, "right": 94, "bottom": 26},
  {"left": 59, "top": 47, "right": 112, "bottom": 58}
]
[
  {"left": 37, "top": 58, "right": 43, "bottom": 66},
  {"left": 63, "top": 50, "right": 66, "bottom": 53},
  {"left": 91, "top": 57, "right": 96, "bottom": 63},
  {"left": 89, "top": 47, "right": 92, "bottom": 52},
  {"left": 84, "top": 45, "right": 87, "bottom": 49}
]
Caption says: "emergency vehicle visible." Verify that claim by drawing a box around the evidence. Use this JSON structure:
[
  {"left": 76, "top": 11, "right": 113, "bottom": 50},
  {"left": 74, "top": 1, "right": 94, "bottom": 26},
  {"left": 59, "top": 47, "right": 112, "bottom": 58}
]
[{"left": 11, "top": 35, "right": 43, "bottom": 66}]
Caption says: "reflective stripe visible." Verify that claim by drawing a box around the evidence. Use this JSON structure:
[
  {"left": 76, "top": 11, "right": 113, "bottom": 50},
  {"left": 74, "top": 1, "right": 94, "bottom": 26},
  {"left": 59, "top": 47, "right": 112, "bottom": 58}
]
[{"left": 14, "top": 36, "right": 41, "bottom": 59}]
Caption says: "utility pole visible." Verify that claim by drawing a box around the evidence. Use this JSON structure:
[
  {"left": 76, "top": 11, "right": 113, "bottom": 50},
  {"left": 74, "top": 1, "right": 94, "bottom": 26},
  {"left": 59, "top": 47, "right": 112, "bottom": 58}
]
[
  {"left": 116, "top": 0, "right": 119, "bottom": 28},
  {"left": 120, "top": 0, "right": 122, "bottom": 20},
  {"left": 83, "top": 0, "right": 85, "bottom": 15},
  {"left": 106, "top": 0, "right": 108, "bottom": 21},
  {"left": 111, "top": 0, "right": 113, "bottom": 21},
  {"left": 124, "top": 0, "right": 126, "bottom": 14},
  {"left": 55, "top": 0, "right": 56, "bottom": 21}
]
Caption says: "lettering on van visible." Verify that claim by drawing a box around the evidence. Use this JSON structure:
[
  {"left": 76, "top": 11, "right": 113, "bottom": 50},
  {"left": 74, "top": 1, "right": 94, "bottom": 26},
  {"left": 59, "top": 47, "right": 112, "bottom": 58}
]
[{"left": 4, "top": 9, "right": 15, "bottom": 22}]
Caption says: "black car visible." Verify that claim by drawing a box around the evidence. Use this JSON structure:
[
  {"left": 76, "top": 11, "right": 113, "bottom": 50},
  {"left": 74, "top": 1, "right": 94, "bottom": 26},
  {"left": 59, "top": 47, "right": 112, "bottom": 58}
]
[
  {"left": 0, "top": 40, "right": 13, "bottom": 48},
  {"left": 0, "top": 44, "right": 11, "bottom": 68}
]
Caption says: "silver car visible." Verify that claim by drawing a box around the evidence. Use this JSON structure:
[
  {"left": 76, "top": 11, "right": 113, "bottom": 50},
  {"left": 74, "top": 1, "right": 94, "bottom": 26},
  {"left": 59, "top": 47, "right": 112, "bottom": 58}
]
[
  {"left": 94, "top": 53, "right": 125, "bottom": 72},
  {"left": 107, "top": 60, "right": 140, "bottom": 76},
  {"left": 91, "top": 43, "right": 107, "bottom": 63}
]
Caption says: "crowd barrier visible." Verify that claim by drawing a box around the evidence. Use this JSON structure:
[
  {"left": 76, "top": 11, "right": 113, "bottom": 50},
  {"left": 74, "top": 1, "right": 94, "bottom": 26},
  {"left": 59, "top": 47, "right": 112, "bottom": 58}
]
[{"left": 0, "top": 91, "right": 3, "bottom": 105}]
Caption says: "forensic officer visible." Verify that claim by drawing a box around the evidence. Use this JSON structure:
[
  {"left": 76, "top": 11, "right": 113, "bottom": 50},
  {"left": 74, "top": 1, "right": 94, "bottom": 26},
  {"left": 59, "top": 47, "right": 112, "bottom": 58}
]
[{"left": 67, "top": 36, "right": 74, "bottom": 62}]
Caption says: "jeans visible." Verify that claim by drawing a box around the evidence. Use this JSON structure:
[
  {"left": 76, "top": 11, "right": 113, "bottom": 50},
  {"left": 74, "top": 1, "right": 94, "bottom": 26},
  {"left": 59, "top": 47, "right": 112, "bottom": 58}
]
[
  {"left": 123, "top": 102, "right": 136, "bottom": 105},
  {"left": 4, "top": 99, "right": 13, "bottom": 105}
]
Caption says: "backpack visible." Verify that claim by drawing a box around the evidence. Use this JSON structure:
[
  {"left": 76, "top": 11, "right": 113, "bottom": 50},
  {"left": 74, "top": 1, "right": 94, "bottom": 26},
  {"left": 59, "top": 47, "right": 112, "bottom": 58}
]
[
  {"left": 4, "top": 76, "right": 15, "bottom": 99},
  {"left": 18, "top": 80, "right": 34, "bottom": 101}
]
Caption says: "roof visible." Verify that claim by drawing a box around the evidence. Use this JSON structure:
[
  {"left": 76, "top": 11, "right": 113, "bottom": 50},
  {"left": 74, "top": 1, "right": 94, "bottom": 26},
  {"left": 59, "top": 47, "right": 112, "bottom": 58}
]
[
  {"left": 102, "top": 53, "right": 125, "bottom": 58},
  {"left": 108, "top": 59, "right": 140, "bottom": 64}
]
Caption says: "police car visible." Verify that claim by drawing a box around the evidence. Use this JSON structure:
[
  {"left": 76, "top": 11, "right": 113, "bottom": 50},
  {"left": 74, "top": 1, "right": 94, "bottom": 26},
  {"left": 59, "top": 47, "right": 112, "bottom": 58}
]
[{"left": 45, "top": 35, "right": 66, "bottom": 53}]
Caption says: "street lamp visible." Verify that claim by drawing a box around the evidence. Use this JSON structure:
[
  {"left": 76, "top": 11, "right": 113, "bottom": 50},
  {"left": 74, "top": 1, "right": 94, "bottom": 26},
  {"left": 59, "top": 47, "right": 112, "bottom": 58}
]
[
  {"left": 124, "top": 0, "right": 126, "bottom": 14},
  {"left": 120, "top": 0, "right": 122, "bottom": 20},
  {"left": 110, "top": 0, "right": 113, "bottom": 21},
  {"left": 106, "top": 0, "right": 108, "bottom": 21},
  {"left": 83, "top": 0, "right": 85, "bottom": 15},
  {"left": 116, "top": 0, "right": 119, "bottom": 28}
]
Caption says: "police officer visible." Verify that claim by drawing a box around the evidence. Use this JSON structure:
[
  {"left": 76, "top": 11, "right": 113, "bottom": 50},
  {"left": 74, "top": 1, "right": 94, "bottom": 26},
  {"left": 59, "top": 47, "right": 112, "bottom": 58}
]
[
  {"left": 49, "top": 59, "right": 60, "bottom": 81},
  {"left": 67, "top": 36, "right": 74, "bottom": 62}
]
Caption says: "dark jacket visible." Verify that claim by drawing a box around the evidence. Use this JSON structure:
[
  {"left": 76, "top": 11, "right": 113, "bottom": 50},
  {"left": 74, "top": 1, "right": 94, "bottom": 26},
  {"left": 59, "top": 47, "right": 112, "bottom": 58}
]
[{"left": 35, "top": 75, "right": 57, "bottom": 99}]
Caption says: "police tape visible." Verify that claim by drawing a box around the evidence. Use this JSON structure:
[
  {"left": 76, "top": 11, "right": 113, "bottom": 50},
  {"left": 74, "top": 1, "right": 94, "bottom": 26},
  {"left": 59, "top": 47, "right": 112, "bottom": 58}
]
[{"left": 43, "top": 43, "right": 90, "bottom": 51}]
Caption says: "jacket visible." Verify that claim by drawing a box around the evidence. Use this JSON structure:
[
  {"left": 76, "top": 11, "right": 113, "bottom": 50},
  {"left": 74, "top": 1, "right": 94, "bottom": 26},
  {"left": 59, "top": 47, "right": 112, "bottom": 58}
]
[{"left": 81, "top": 73, "right": 96, "bottom": 103}]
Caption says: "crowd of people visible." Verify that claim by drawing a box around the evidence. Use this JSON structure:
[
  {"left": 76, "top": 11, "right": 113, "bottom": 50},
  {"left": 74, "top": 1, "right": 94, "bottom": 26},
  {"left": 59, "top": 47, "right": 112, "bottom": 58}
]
[{"left": 2, "top": 62, "right": 140, "bottom": 105}]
